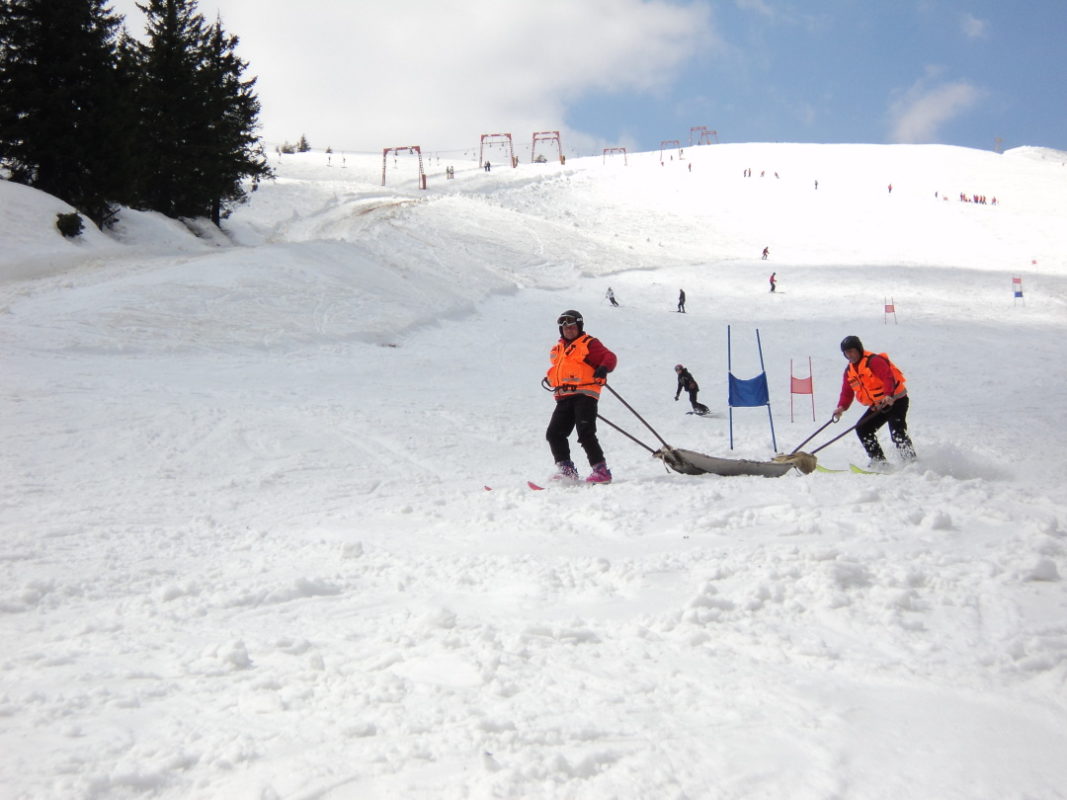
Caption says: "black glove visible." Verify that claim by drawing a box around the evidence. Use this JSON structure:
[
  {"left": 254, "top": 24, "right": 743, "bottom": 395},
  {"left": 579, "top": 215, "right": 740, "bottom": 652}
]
[{"left": 593, "top": 366, "right": 608, "bottom": 380}]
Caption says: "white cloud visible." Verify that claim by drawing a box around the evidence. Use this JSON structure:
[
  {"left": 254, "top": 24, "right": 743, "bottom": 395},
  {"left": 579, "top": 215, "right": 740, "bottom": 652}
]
[
  {"left": 110, "top": 0, "right": 717, "bottom": 154},
  {"left": 888, "top": 71, "right": 983, "bottom": 144},
  {"left": 961, "top": 13, "right": 988, "bottom": 39}
]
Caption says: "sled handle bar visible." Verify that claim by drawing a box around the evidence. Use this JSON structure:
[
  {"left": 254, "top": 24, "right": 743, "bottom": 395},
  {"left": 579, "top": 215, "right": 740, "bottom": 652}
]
[
  {"left": 596, "top": 413, "right": 657, "bottom": 455},
  {"left": 807, "top": 408, "right": 878, "bottom": 455}
]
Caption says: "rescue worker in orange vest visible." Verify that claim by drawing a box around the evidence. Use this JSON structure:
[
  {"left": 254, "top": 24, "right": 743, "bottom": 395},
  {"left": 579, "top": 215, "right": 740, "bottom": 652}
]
[
  {"left": 544, "top": 310, "right": 617, "bottom": 483},
  {"left": 832, "top": 335, "right": 916, "bottom": 465}
]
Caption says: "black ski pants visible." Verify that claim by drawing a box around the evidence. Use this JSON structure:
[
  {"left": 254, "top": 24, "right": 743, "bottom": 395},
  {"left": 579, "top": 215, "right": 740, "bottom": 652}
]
[
  {"left": 546, "top": 394, "right": 604, "bottom": 467},
  {"left": 683, "top": 387, "right": 702, "bottom": 412},
  {"left": 856, "top": 397, "right": 916, "bottom": 461}
]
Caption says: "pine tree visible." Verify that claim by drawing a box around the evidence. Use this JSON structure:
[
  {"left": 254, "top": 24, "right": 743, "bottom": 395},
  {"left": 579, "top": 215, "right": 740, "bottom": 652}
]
[
  {"left": 0, "top": 0, "right": 132, "bottom": 227},
  {"left": 126, "top": 0, "right": 210, "bottom": 218},
  {"left": 127, "top": 0, "right": 270, "bottom": 223},
  {"left": 297, "top": 134, "right": 310, "bottom": 153},
  {"left": 198, "top": 18, "right": 271, "bottom": 225}
]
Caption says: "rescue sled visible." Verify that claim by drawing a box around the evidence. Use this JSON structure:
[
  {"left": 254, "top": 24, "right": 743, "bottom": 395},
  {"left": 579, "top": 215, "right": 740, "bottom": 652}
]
[
  {"left": 653, "top": 446, "right": 795, "bottom": 478},
  {"left": 588, "top": 384, "right": 801, "bottom": 478},
  {"left": 551, "top": 381, "right": 868, "bottom": 479}
]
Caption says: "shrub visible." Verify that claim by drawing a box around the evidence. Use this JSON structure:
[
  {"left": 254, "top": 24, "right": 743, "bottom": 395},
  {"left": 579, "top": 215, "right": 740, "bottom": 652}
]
[{"left": 56, "top": 212, "right": 85, "bottom": 238}]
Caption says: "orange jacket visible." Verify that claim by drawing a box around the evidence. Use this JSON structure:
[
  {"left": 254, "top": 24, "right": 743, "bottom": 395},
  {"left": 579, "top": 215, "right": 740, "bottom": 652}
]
[
  {"left": 839, "top": 351, "right": 907, "bottom": 408},
  {"left": 546, "top": 333, "right": 616, "bottom": 399}
]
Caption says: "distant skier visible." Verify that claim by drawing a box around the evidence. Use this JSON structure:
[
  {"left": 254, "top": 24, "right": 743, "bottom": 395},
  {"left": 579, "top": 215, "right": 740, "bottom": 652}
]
[
  {"left": 605, "top": 287, "right": 619, "bottom": 307},
  {"left": 674, "top": 364, "right": 708, "bottom": 414},
  {"left": 484, "top": 161, "right": 491, "bottom": 172},
  {"left": 769, "top": 272, "right": 777, "bottom": 292},
  {"left": 545, "top": 310, "right": 617, "bottom": 483},
  {"left": 762, "top": 246, "right": 770, "bottom": 260},
  {"left": 677, "top": 289, "right": 686, "bottom": 313}
]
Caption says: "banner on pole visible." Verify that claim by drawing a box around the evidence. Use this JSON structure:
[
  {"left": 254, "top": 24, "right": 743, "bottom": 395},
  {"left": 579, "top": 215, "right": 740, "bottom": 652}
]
[
  {"left": 727, "top": 326, "right": 777, "bottom": 451},
  {"left": 789, "top": 357, "right": 815, "bottom": 423},
  {"left": 884, "top": 297, "right": 897, "bottom": 325}
]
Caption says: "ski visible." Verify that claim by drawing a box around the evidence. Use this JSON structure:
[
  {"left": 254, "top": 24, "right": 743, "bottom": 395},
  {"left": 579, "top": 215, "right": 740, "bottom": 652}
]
[
  {"left": 849, "top": 463, "right": 889, "bottom": 474},
  {"left": 484, "top": 481, "right": 567, "bottom": 491},
  {"left": 485, "top": 478, "right": 612, "bottom": 491},
  {"left": 814, "top": 463, "right": 889, "bottom": 474},
  {"left": 528, "top": 480, "right": 613, "bottom": 489}
]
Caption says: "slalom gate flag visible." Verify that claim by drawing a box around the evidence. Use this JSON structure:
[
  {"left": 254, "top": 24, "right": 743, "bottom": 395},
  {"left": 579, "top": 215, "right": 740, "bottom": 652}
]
[
  {"left": 790, "top": 357, "right": 816, "bottom": 423},
  {"left": 884, "top": 297, "right": 897, "bottom": 324}
]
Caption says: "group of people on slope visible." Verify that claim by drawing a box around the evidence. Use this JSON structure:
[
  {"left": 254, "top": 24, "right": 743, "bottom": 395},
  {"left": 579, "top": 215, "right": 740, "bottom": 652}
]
[
  {"left": 611, "top": 283, "right": 776, "bottom": 315},
  {"left": 542, "top": 313, "right": 916, "bottom": 483}
]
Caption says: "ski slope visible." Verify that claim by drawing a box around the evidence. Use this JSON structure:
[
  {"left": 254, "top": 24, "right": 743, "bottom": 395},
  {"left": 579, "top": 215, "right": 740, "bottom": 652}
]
[{"left": 2, "top": 142, "right": 1066, "bottom": 799}]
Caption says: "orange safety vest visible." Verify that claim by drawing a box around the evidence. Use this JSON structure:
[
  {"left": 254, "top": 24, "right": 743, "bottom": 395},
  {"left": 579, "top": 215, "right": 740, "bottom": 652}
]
[
  {"left": 547, "top": 334, "right": 603, "bottom": 399},
  {"left": 846, "top": 351, "right": 907, "bottom": 406}
]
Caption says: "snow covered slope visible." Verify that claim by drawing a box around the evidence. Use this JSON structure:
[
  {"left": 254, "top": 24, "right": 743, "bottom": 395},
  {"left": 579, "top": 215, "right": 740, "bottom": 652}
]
[{"left": 1, "top": 143, "right": 1066, "bottom": 799}]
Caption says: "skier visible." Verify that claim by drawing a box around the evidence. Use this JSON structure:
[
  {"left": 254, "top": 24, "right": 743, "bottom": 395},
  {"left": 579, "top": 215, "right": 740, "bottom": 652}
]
[
  {"left": 545, "top": 310, "right": 617, "bottom": 483},
  {"left": 674, "top": 364, "right": 708, "bottom": 414},
  {"left": 677, "top": 289, "right": 686, "bottom": 313},
  {"left": 605, "top": 287, "right": 619, "bottom": 307},
  {"left": 832, "top": 335, "right": 916, "bottom": 466},
  {"left": 769, "top": 272, "right": 777, "bottom": 292},
  {"left": 762, "top": 246, "right": 770, "bottom": 260}
]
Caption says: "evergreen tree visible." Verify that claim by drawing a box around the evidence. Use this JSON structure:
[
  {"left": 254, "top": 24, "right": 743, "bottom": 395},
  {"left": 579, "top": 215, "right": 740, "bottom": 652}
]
[
  {"left": 128, "top": 0, "right": 270, "bottom": 223},
  {"left": 297, "top": 134, "right": 310, "bottom": 153},
  {"left": 198, "top": 18, "right": 271, "bottom": 225},
  {"left": 127, "top": 0, "right": 210, "bottom": 218},
  {"left": 0, "top": 0, "right": 132, "bottom": 227}
]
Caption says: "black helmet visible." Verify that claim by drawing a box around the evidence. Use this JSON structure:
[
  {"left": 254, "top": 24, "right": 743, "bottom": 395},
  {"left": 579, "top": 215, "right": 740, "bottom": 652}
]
[
  {"left": 840, "top": 335, "right": 863, "bottom": 353},
  {"left": 557, "top": 309, "right": 584, "bottom": 335},
  {"left": 675, "top": 364, "right": 684, "bottom": 372}
]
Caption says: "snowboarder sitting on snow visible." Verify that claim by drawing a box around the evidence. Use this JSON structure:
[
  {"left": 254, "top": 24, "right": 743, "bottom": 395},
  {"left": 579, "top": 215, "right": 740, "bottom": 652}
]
[
  {"left": 544, "top": 310, "right": 617, "bottom": 483},
  {"left": 832, "top": 335, "right": 916, "bottom": 466},
  {"left": 674, "top": 364, "right": 709, "bottom": 414}
]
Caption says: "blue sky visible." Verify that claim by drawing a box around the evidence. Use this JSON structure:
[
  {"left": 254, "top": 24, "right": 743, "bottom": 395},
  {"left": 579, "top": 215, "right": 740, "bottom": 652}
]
[
  {"left": 110, "top": 0, "right": 1065, "bottom": 156},
  {"left": 601, "top": 0, "right": 1066, "bottom": 153}
]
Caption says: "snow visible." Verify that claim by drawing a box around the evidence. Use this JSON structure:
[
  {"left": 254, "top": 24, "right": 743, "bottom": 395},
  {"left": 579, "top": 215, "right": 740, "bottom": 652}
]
[{"left": 2, "top": 141, "right": 1066, "bottom": 799}]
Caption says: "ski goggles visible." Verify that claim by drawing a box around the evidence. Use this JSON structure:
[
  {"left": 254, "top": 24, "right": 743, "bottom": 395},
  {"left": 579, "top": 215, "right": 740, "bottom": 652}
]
[{"left": 557, "top": 315, "right": 580, "bottom": 325}]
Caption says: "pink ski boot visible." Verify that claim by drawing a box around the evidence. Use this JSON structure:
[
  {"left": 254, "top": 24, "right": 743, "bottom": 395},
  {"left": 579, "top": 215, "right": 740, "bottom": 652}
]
[
  {"left": 551, "top": 461, "right": 580, "bottom": 483},
  {"left": 585, "top": 462, "right": 612, "bottom": 484}
]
